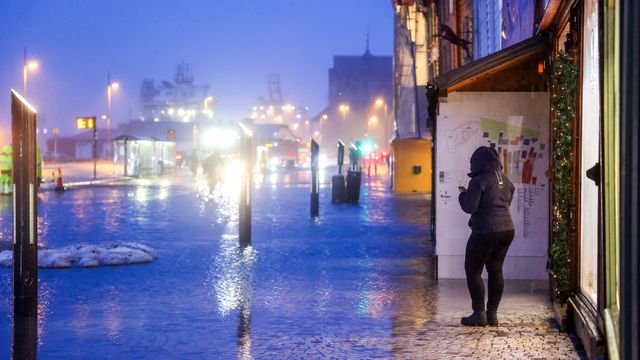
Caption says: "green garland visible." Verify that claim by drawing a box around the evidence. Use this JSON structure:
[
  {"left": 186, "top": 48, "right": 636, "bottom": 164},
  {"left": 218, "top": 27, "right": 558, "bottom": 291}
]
[{"left": 549, "top": 51, "right": 578, "bottom": 303}]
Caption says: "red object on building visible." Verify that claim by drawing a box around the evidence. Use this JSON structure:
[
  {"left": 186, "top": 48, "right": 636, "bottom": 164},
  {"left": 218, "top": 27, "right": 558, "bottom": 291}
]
[{"left": 393, "top": 0, "right": 415, "bottom": 6}]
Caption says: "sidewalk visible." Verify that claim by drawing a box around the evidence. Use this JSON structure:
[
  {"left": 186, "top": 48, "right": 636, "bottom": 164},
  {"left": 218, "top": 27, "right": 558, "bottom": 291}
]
[
  {"left": 236, "top": 170, "right": 585, "bottom": 358},
  {"left": 389, "top": 279, "right": 584, "bottom": 359},
  {"left": 40, "top": 160, "right": 173, "bottom": 189}
]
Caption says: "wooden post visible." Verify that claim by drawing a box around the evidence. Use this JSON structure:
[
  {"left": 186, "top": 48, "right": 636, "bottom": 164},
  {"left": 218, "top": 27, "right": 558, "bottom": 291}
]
[{"left": 11, "top": 89, "right": 38, "bottom": 360}]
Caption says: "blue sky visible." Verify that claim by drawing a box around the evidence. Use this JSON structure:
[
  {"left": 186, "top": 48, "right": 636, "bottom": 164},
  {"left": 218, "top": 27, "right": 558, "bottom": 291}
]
[{"left": 0, "top": 0, "right": 393, "bottom": 138}]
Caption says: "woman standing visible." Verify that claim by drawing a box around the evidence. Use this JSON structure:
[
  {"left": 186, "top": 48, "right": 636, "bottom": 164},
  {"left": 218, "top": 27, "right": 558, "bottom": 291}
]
[{"left": 458, "top": 146, "right": 515, "bottom": 326}]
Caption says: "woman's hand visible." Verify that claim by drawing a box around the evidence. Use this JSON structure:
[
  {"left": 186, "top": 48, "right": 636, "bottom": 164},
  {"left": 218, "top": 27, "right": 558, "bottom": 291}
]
[{"left": 458, "top": 186, "right": 467, "bottom": 192}]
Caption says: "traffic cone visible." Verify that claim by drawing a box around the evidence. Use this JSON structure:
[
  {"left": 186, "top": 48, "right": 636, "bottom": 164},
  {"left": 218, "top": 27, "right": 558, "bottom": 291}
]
[{"left": 55, "top": 168, "right": 65, "bottom": 192}]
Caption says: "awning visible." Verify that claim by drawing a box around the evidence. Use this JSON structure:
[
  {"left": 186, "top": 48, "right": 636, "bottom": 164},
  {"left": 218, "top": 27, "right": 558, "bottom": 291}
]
[{"left": 432, "top": 34, "right": 549, "bottom": 94}]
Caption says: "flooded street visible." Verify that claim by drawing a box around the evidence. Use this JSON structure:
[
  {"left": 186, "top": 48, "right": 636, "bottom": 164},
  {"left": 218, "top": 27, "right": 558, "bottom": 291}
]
[{"left": 1, "top": 169, "right": 440, "bottom": 358}]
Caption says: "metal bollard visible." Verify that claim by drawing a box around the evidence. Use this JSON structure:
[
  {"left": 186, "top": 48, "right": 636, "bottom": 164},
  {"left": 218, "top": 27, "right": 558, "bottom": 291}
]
[
  {"left": 331, "top": 141, "right": 346, "bottom": 203},
  {"left": 238, "top": 124, "right": 253, "bottom": 248},
  {"left": 310, "top": 139, "right": 319, "bottom": 218},
  {"left": 11, "top": 90, "right": 38, "bottom": 360},
  {"left": 337, "top": 140, "right": 345, "bottom": 175}
]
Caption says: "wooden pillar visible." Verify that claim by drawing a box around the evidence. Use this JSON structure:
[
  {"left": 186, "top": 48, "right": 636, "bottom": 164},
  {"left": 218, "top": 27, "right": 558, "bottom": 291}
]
[{"left": 11, "top": 89, "right": 38, "bottom": 360}]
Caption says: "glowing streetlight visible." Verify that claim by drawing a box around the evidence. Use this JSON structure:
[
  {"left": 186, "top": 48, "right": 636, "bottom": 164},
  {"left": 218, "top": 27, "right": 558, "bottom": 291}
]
[
  {"left": 107, "top": 71, "right": 120, "bottom": 159},
  {"left": 374, "top": 98, "right": 389, "bottom": 148},
  {"left": 338, "top": 104, "right": 350, "bottom": 121},
  {"left": 204, "top": 96, "right": 213, "bottom": 110},
  {"left": 319, "top": 113, "right": 329, "bottom": 143},
  {"left": 282, "top": 104, "right": 295, "bottom": 113},
  {"left": 23, "top": 48, "right": 39, "bottom": 98},
  {"left": 369, "top": 116, "right": 378, "bottom": 124}
]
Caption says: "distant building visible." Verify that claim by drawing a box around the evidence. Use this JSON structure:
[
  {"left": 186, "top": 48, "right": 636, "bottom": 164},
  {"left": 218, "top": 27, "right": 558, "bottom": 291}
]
[
  {"left": 320, "top": 38, "right": 392, "bottom": 154},
  {"left": 139, "top": 63, "right": 212, "bottom": 123},
  {"left": 45, "top": 63, "right": 215, "bottom": 161},
  {"left": 45, "top": 129, "right": 111, "bottom": 161}
]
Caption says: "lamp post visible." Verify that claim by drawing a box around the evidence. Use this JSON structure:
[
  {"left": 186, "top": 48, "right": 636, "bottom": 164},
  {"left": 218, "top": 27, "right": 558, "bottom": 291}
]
[
  {"left": 53, "top": 128, "right": 59, "bottom": 163},
  {"left": 374, "top": 98, "right": 388, "bottom": 150},
  {"left": 368, "top": 115, "right": 378, "bottom": 139},
  {"left": 203, "top": 96, "right": 214, "bottom": 118},
  {"left": 321, "top": 113, "right": 328, "bottom": 143},
  {"left": 107, "top": 72, "right": 120, "bottom": 159},
  {"left": 23, "top": 48, "right": 38, "bottom": 98},
  {"left": 203, "top": 96, "right": 213, "bottom": 110},
  {"left": 338, "top": 104, "right": 350, "bottom": 120}
]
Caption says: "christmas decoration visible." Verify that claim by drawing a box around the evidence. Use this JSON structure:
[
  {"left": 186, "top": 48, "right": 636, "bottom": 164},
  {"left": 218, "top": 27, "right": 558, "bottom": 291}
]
[{"left": 549, "top": 51, "right": 578, "bottom": 303}]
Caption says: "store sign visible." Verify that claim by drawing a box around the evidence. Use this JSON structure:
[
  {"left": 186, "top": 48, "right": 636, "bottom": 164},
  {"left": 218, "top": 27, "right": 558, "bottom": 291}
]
[{"left": 76, "top": 117, "right": 95, "bottom": 129}]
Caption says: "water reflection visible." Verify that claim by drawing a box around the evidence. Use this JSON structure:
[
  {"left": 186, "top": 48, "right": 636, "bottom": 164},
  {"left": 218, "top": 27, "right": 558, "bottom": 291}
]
[
  {"left": 209, "top": 203, "right": 255, "bottom": 357},
  {"left": 37, "top": 282, "right": 52, "bottom": 345},
  {"left": 12, "top": 316, "right": 37, "bottom": 360},
  {"left": 390, "top": 258, "right": 437, "bottom": 357},
  {"left": 237, "top": 306, "right": 251, "bottom": 360},
  {"left": 72, "top": 303, "right": 92, "bottom": 337},
  {"left": 104, "top": 299, "right": 122, "bottom": 343}
]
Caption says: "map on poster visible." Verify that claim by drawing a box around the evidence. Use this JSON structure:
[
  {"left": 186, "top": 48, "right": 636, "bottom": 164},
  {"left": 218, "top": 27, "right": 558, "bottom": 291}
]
[{"left": 436, "top": 114, "right": 549, "bottom": 257}]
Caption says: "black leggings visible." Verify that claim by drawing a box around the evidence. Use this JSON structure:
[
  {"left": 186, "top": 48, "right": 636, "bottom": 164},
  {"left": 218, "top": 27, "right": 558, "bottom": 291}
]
[{"left": 464, "top": 230, "right": 515, "bottom": 312}]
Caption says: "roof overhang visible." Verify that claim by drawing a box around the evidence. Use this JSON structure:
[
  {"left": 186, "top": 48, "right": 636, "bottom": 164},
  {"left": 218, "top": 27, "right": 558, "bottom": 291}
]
[
  {"left": 432, "top": 34, "right": 549, "bottom": 95},
  {"left": 538, "top": 0, "right": 574, "bottom": 33}
]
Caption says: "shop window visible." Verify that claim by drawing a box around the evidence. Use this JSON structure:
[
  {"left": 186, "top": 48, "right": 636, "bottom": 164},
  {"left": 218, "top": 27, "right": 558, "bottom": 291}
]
[{"left": 579, "top": 0, "right": 600, "bottom": 305}]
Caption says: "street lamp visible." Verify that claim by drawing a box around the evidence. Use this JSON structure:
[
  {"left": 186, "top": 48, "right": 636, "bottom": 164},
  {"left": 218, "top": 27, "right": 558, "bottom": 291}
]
[
  {"left": 374, "top": 98, "right": 389, "bottom": 149},
  {"left": 320, "top": 113, "right": 328, "bottom": 142},
  {"left": 203, "top": 96, "right": 214, "bottom": 118},
  {"left": 338, "top": 104, "right": 350, "bottom": 120},
  {"left": 23, "top": 48, "right": 39, "bottom": 98},
  {"left": 107, "top": 72, "right": 120, "bottom": 160},
  {"left": 203, "top": 96, "right": 213, "bottom": 110},
  {"left": 53, "top": 128, "right": 60, "bottom": 162}
]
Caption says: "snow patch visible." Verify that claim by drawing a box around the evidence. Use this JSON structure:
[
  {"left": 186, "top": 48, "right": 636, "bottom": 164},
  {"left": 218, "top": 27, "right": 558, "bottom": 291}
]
[{"left": 0, "top": 242, "right": 158, "bottom": 268}]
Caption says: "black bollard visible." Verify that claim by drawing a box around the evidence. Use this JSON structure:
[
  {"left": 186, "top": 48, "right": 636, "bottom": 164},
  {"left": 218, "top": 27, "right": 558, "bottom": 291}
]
[
  {"left": 239, "top": 124, "right": 253, "bottom": 248},
  {"left": 337, "top": 140, "right": 345, "bottom": 175},
  {"left": 346, "top": 169, "right": 362, "bottom": 203},
  {"left": 11, "top": 90, "right": 38, "bottom": 360},
  {"left": 310, "top": 139, "right": 319, "bottom": 218},
  {"left": 331, "top": 141, "right": 346, "bottom": 203},
  {"left": 91, "top": 116, "right": 97, "bottom": 180}
]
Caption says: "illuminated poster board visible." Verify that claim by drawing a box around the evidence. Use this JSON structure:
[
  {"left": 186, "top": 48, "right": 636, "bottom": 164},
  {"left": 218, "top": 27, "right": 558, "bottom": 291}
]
[{"left": 435, "top": 92, "right": 550, "bottom": 279}]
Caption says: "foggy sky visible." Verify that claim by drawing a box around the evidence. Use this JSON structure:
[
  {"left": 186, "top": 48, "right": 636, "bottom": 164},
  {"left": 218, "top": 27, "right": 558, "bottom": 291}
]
[{"left": 0, "top": 0, "right": 393, "bottom": 139}]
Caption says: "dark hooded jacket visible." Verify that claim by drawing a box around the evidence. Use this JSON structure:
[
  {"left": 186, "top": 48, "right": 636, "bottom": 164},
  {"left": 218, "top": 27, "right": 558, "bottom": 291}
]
[{"left": 458, "top": 146, "right": 515, "bottom": 234}]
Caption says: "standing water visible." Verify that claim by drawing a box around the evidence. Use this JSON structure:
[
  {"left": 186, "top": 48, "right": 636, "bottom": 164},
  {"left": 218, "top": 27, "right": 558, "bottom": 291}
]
[{"left": 0, "top": 169, "right": 434, "bottom": 358}]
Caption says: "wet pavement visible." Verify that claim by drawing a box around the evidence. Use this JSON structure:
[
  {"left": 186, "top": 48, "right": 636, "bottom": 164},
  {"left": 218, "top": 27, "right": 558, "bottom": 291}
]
[{"left": 0, "top": 167, "right": 583, "bottom": 359}]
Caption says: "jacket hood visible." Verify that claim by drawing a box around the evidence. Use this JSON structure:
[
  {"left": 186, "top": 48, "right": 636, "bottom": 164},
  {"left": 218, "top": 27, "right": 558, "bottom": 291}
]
[{"left": 468, "top": 146, "right": 502, "bottom": 177}]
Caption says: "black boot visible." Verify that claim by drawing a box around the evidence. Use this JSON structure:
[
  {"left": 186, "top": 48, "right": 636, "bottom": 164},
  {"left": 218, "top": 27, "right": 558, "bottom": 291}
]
[
  {"left": 461, "top": 311, "right": 487, "bottom": 326},
  {"left": 486, "top": 311, "right": 498, "bottom": 326}
]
